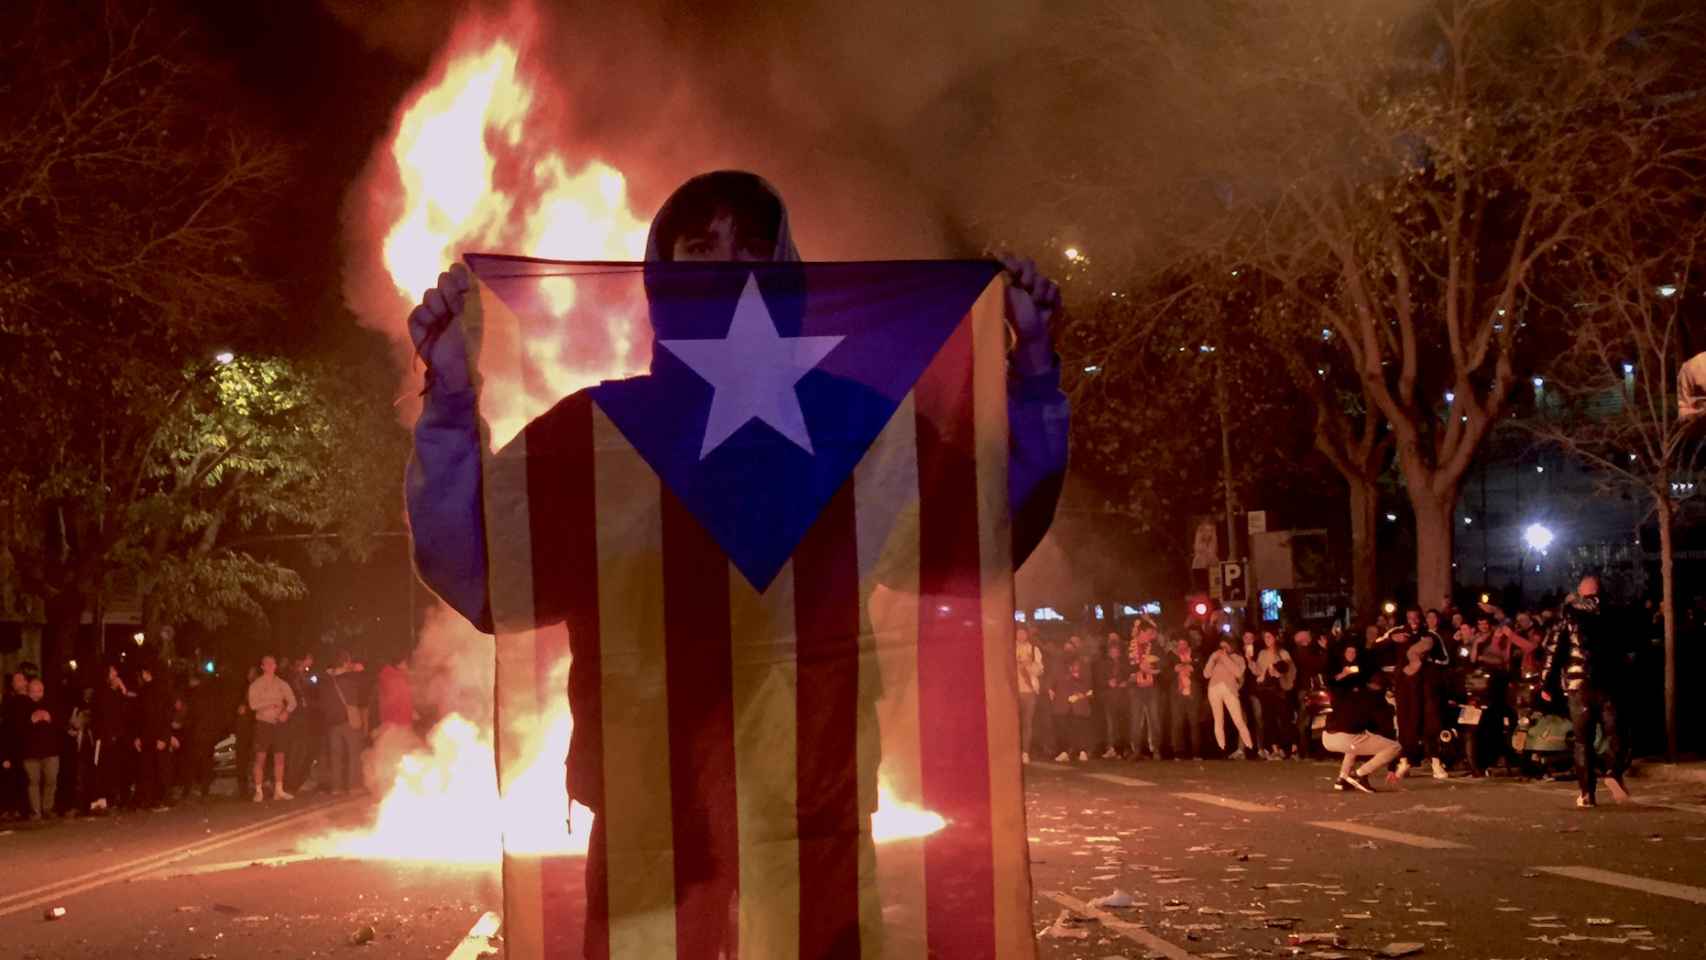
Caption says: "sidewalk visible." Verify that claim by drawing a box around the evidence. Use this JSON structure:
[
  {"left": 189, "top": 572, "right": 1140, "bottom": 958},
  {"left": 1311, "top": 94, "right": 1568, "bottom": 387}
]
[{"left": 1630, "top": 758, "right": 1706, "bottom": 784}]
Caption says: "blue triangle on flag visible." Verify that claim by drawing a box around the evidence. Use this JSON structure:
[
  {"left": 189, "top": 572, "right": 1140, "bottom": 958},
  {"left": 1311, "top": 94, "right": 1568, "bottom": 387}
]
[{"left": 568, "top": 260, "right": 1002, "bottom": 591}]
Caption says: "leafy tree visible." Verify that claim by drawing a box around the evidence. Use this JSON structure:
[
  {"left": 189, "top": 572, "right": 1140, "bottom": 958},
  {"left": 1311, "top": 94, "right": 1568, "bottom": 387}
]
[{"left": 0, "top": 1, "right": 404, "bottom": 673}]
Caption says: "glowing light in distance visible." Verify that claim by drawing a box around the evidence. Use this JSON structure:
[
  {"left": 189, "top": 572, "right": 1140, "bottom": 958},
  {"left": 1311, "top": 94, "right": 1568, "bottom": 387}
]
[
  {"left": 1522, "top": 523, "right": 1555, "bottom": 552},
  {"left": 1658, "top": 284, "right": 1678, "bottom": 298},
  {"left": 1382, "top": 601, "right": 1397, "bottom": 615},
  {"left": 1063, "top": 247, "right": 1082, "bottom": 262},
  {"left": 214, "top": 351, "right": 235, "bottom": 365}
]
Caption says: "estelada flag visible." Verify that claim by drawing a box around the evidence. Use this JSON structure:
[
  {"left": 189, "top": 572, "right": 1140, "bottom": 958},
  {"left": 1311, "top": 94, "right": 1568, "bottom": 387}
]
[{"left": 463, "top": 255, "right": 1033, "bottom": 959}]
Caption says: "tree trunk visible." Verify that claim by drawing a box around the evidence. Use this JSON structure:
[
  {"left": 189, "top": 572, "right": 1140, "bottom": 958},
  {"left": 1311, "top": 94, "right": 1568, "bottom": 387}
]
[
  {"left": 1658, "top": 495, "right": 1677, "bottom": 761},
  {"left": 1347, "top": 476, "right": 1380, "bottom": 623},
  {"left": 1409, "top": 484, "right": 1457, "bottom": 612},
  {"left": 42, "top": 589, "right": 84, "bottom": 689}
]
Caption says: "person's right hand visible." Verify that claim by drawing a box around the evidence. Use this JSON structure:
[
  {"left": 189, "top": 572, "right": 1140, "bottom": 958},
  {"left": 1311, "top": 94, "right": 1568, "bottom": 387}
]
[{"left": 408, "top": 263, "right": 474, "bottom": 393}]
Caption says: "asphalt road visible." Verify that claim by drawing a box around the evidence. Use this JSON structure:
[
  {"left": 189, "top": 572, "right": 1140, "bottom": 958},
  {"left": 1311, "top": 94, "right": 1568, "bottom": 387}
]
[{"left": 1, "top": 762, "right": 1702, "bottom": 958}]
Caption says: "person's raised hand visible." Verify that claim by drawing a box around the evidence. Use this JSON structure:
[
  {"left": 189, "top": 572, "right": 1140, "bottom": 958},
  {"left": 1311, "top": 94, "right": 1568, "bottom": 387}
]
[
  {"left": 408, "top": 263, "right": 474, "bottom": 393},
  {"left": 998, "top": 255, "right": 1061, "bottom": 375}
]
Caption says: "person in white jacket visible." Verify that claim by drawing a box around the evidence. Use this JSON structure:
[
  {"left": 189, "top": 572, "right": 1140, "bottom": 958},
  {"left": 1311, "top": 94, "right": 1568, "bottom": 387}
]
[
  {"left": 1015, "top": 628, "right": 1045, "bottom": 763},
  {"left": 1203, "top": 636, "right": 1254, "bottom": 759}
]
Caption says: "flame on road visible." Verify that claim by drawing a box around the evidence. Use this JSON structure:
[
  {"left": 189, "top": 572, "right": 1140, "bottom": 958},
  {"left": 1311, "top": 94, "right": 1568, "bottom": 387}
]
[{"left": 322, "top": 0, "right": 944, "bottom": 866}]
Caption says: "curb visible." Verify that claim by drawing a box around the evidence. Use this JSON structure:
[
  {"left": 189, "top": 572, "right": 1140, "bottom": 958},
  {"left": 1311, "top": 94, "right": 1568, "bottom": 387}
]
[{"left": 1629, "top": 762, "right": 1706, "bottom": 784}]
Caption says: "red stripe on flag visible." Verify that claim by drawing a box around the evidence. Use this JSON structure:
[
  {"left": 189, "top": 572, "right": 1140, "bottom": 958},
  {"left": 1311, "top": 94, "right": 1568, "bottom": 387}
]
[
  {"left": 793, "top": 481, "right": 863, "bottom": 958},
  {"left": 912, "top": 320, "right": 997, "bottom": 957},
  {"left": 521, "top": 395, "right": 603, "bottom": 958},
  {"left": 661, "top": 490, "right": 740, "bottom": 960}
]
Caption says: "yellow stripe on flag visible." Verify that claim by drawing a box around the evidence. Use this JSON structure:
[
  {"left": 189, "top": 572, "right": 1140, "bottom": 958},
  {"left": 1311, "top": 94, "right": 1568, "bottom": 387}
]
[
  {"left": 591, "top": 407, "right": 678, "bottom": 958},
  {"left": 968, "top": 279, "right": 1032, "bottom": 959},
  {"left": 729, "top": 561, "right": 802, "bottom": 957},
  {"left": 854, "top": 393, "right": 925, "bottom": 960},
  {"left": 469, "top": 278, "right": 547, "bottom": 960}
]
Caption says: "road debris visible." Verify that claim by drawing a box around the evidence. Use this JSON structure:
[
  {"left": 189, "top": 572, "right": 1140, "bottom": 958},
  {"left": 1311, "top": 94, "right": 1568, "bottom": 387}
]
[
  {"left": 348, "top": 924, "right": 377, "bottom": 946},
  {"left": 1089, "top": 889, "right": 1136, "bottom": 909},
  {"left": 42, "top": 906, "right": 66, "bottom": 921},
  {"left": 1378, "top": 943, "right": 1425, "bottom": 958}
]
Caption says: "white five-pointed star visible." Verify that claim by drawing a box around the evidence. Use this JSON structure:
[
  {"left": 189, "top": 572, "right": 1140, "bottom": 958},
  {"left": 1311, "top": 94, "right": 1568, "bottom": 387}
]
[{"left": 658, "top": 273, "right": 844, "bottom": 459}]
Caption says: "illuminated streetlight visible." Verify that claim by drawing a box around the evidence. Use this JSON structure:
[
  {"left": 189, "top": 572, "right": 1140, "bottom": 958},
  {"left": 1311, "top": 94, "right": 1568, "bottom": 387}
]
[
  {"left": 1657, "top": 284, "right": 1678, "bottom": 298},
  {"left": 132, "top": 631, "right": 145, "bottom": 646},
  {"left": 1523, "top": 523, "right": 1555, "bottom": 552},
  {"left": 1532, "top": 376, "right": 1545, "bottom": 389},
  {"left": 1623, "top": 362, "right": 1636, "bottom": 376},
  {"left": 1384, "top": 512, "right": 1398, "bottom": 522},
  {"left": 1063, "top": 247, "right": 1082, "bottom": 262},
  {"left": 1382, "top": 601, "right": 1397, "bottom": 615},
  {"left": 214, "top": 351, "right": 235, "bottom": 365}
]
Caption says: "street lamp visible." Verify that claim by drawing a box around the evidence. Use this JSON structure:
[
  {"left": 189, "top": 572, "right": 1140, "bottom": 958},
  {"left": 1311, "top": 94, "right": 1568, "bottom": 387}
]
[
  {"left": 214, "top": 351, "right": 235, "bottom": 365},
  {"left": 1523, "top": 523, "right": 1555, "bottom": 552},
  {"left": 132, "top": 631, "right": 145, "bottom": 646},
  {"left": 1063, "top": 247, "right": 1082, "bottom": 263}
]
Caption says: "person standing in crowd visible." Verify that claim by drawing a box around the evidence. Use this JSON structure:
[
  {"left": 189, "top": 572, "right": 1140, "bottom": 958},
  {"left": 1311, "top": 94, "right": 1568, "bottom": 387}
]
[
  {"left": 182, "top": 672, "right": 226, "bottom": 801},
  {"left": 2, "top": 671, "right": 31, "bottom": 819},
  {"left": 320, "top": 650, "right": 367, "bottom": 795},
  {"left": 248, "top": 655, "right": 297, "bottom": 802},
  {"left": 1127, "top": 621, "right": 1162, "bottom": 760},
  {"left": 21, "top": 678, "right": 60, "bottom": 820},
  {"left": 376, "top": 651, "right": 415, "bottom": 736},
  {"left": 1051, "top": 656, "right": 1093, "bottom": 762},
  {"left": 64, "top": 700, "right": 97, "bottom": 816},
  {"left": 1253, "top": 629, "right": 1297, "bottom": 759},
  {"left": 1324, "top": 645, "right": 1400, "bottom": 793},
  {"left": 91, "top": 665, "right": 135, "bottom": 812},
  {"left": 132, "top": 663, "right": 177, "bottom": 811},
  {"left": 235, "top": 665, "right": 259, "bottom": 798},
  {"left": 1095, "top": 632, "right": 1129, "bottom": 758},
  {"left": 1237, "top": 630, "right": 1266, "bottom": 756},
  {"left": 1541, "top": 574, "right": 1632, "bottom": 808},
  {"left": 283, "top": 651, "right": 317, "bottom": 794},
  {"left": 1203, "top": 635, "right": 1254, "bottom": 759},
  {"left": 1014, "top": 628, "right": 1043, "bottom": 764},
  {"left": 1163, "top": 633, "right": 1202, "bottom": 760}
]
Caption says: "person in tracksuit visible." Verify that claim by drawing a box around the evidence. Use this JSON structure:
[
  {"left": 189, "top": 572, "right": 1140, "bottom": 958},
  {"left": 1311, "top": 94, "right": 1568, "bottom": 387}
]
[{"left": 1540, "top": 574, "right": 1631, "bottom": 808}]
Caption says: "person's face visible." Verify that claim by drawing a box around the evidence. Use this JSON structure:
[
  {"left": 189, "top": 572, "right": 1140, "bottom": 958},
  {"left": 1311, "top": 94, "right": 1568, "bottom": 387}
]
[
  {"left": 1476, "top": 618, "right": 1492, "bottom": 634},
  {"left": 1241, "top": 631, "right": 1256, "bottom": 646},
  {"left": 1293, "top": 631, "right": 1311, "bottom": 648},
  {"left": 261, "top": 656, "right": 276, "bottom": 676},
  {"left": 671, "top": 211, "right": 773, "bottom": 262},
  {"left": 1015, "top": 628, "right": 1029, "bottom": 646},
  {"left": 1452, "top": 613, "right": 1465, "bottom": 628},
  {"left": 1344, "top": 645, "right": 1358, "bottom": 663},
  {"left": 1579, "top": 575, "right": 1600, "bottom": 598},
  {"left": 1066, "top": 636, "right": 1081, "bottom": 652},
  {"left": 1263, "top": 632, "right": 1278, "bottom": 648},
  {"left": 1406, "top": 611, "right": 1422, "bottom": 629},
  {"left": 9, "top": 673, "right": 24, "bottom": 694},
  {"left": 28, "top": 679, "right": 45, "bottom": 701},
  {"left": 1219, "top": 638, "right": 1234, "bottom": 654},
  {"left": 1425, "top": 611, "right": 1441, "bottom": 630},
  {"left": 1176, "top": 639, "right": 1191, "bottom": 656},
  {"left": 1068, "top": 661, "right": 1082, "bottom": 678}
]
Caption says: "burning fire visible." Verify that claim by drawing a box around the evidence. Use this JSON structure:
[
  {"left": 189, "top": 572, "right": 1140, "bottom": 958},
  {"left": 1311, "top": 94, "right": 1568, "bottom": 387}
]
[{"left": 323, "top": 0, "right": 942, "bottom": 867}]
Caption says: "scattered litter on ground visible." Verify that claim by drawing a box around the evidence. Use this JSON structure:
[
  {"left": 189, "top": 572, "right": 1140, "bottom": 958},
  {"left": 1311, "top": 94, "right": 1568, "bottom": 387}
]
[
  {"left": 348, "top": 925, "right": 376, "bottom": 946},
  {"left": 41, "top": 907, "right": 66, "bottom": 922},
  {"left": 1089, "top": 889, "right": 1136, "bottom": 909},
  {"left": 1586, "top": 917, "right": 1613, "bottom": 925},
  {"left": 1378, "top": 943, "right": 1425, "bottom": 958},
  {"left": 1038, "top": 909, "right": 1092, "bottom": 940}
]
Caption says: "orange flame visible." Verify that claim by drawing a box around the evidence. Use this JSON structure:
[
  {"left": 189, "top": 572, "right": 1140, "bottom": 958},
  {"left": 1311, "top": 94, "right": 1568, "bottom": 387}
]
[{"left": 324, "top": 0, "right": 941, "bottom": 865}]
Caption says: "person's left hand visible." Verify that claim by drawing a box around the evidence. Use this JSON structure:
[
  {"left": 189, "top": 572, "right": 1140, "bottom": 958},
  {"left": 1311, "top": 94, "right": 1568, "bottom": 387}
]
[{"left": 999, "top": 256, "right": 1061, "bottom": 373}]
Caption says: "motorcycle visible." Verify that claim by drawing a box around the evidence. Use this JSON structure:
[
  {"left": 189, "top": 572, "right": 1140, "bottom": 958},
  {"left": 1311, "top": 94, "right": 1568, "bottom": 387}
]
[{"left": 1439, "top": 664, "right": 1508, "bottom": 775}]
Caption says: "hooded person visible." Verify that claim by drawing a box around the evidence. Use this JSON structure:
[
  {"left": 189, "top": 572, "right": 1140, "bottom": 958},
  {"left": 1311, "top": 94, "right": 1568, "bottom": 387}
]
[{"left": 405, "top": 171, "right": 1069, "bottom": 956}]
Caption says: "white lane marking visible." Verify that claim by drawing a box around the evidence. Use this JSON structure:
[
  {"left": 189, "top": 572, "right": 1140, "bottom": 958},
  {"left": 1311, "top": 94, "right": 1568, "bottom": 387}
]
[
  {"left": 1172, "top": 792, "right": 1280, "bottom": 814},
  {"left": 1307, "top": 820, "right": 1467, "bottom": 850},
  {"left": 446, "top": 911, "right": 503, "bottom": 960},
  {"left": 0, "top": 797, "right": 358, "bottom": 919},
  {"left": 141, "top": 852, "right": 333, "bottom": 879},
  {"left": 1535, "top": 865, "right": 1706, "bottom": 905},
  {"left": 1085, "top": 772, "right": 1156, "bottom": 788},
  {"left": 1044, "top": 891, "right": 1197, "bottom": 960}
]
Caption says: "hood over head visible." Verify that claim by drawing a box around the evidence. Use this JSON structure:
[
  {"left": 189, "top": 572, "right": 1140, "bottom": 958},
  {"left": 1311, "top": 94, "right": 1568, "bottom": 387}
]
[{"left": 643, "top": 170, "right": 799, "bottom": 263}]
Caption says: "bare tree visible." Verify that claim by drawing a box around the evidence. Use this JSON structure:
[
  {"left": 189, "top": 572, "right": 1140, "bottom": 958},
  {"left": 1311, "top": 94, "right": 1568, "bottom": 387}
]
[
  {"left": 1233, "top": 0, "right": 1706, "bottom": 609},
  {"left": 1530, "top": 214, "right": 1706, "bottom": 758}
]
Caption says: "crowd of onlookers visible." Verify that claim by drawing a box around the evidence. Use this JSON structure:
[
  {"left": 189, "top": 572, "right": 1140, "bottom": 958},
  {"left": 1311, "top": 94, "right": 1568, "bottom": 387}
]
[
  {"left": 1015, "top": 599, "right": 1621, "bottom": 773},
  {"left": 0, "top": 647, "right": 417, "bottom": 823}
]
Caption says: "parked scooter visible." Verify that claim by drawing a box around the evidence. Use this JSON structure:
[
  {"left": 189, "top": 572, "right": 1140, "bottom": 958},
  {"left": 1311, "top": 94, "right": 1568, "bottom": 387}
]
[
  {"left": 1440, "top": 664, "right": 1506, "bottom": 775},
  {"left": 1509, "top": 671, "right": 1608, "bottom": 778}
]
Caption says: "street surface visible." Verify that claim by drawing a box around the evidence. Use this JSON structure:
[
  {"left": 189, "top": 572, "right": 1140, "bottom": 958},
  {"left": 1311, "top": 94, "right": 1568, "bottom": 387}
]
[{"left": 1, "top": 761, "right": 1703, "bottom": 957}]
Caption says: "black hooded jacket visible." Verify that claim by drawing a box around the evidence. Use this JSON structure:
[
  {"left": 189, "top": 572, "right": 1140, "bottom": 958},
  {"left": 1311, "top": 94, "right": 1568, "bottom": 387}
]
[{"left": 1540, "top": 595, "right": 1621, "bottom": 694}]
